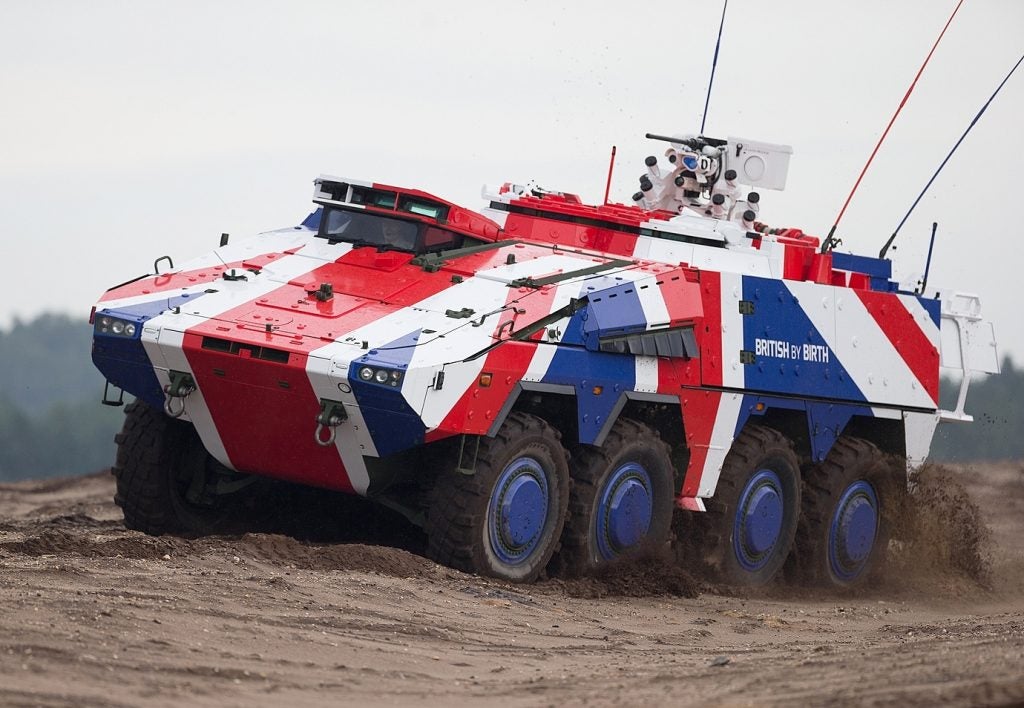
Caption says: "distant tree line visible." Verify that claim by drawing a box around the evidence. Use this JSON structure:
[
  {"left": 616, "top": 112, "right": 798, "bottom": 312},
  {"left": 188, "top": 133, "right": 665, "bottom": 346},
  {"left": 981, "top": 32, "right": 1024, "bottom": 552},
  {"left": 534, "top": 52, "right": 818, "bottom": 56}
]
[
  {"left": 0, "top": 393, "right": 123, "bottom": 480},
  {"left": 931, "top": 357, "right": 1024, "bottom": 462},
  {"left": 0, "top": 314, "right": 1019, "bottom": 482},
  {"left": 0, "top": 315, "right": 123, "bottom": 481}
]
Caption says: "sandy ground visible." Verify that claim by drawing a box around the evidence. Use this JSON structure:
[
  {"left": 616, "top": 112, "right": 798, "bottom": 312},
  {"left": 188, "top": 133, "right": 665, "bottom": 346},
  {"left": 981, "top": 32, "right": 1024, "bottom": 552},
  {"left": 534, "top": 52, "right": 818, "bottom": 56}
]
[{"left": 1, "top": 462, "right": 1023, "bottom": 707}]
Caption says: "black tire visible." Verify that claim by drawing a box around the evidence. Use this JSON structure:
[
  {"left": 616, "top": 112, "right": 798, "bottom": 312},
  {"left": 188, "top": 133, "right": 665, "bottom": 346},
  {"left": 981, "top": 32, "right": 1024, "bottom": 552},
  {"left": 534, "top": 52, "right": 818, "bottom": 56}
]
[
  {"left": 682, "top": 425, "right": 801, "bottom": 586},
  {"left": 556, "top": 418, "right": 675, "bottom": 576},
  {"left": 791, "top": 436, "right": 901, "bottom": 587},
  {"left": 113, "top": 400, "right": 262, "bottom": 535},
  {"left": 424, "top": 412, "right": 570, "bottom": 583}
]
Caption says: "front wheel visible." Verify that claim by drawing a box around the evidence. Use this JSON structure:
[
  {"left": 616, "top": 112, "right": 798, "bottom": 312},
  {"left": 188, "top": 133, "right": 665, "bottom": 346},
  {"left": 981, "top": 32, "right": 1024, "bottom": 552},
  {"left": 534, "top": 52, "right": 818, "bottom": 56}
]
[
  {"left": 556, "top": 418, "right": 675, "bottom": 575},
  {"left": 113, "top": 400, "right": 265, "bottom": 535},
  {"left": 425, "top": 413, "right": 570, "bottom": 583}
]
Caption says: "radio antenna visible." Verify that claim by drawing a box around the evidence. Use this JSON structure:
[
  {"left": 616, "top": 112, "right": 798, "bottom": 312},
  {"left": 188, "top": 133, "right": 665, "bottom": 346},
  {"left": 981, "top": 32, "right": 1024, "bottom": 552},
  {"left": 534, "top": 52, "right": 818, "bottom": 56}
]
[
  {"left": 700, "top": 0, "right": 729, "bottom": 135},
  {"left": 880, "top": 49, "right": 1024, "bottom": 258},
  {"left": 603, "top": 145, "right": 617, "bottom": 205},
  {"left": 821, "top": 0, "right": 964, "bottom": 253}
]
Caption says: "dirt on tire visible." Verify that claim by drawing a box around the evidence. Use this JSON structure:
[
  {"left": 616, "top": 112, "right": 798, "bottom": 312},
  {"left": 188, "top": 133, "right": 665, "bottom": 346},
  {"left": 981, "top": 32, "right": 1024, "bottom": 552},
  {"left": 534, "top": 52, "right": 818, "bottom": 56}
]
[{"left": 2, "top": 462, "right": 1024, "bottom": 706}]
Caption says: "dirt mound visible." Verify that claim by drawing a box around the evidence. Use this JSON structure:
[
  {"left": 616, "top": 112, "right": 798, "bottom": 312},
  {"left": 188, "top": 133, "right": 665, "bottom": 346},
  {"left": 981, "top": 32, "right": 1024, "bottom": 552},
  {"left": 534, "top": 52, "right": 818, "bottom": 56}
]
[
  {"left": 0, "top": 469, "right": 111, "bottom": 495},
  {"left": 544, "top": 545, "right": 700, "bottom": 598},
  {"left": 219, "top": 533, "right": 439, "bottom": 577},
  {"left": 1, "top": 528, "right": 181, "bottom": 561},
  {"left": 0, "top": 527, "right": 182, "bottom": 559},
  {"left": 0, "top": 526, "right": 440, "bottom": 579}
]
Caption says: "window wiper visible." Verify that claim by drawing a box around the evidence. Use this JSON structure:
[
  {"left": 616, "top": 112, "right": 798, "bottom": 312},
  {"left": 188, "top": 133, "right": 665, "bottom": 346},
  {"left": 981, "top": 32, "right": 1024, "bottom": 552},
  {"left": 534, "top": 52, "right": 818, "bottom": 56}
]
[
  {"left": 330, "top": 237, "right": 413, "bottom": 254},
  {"left": 325, "top": 237, "right": 380, "bottom": 248},
  {"left": 343, "top": 238, "right": 380, "bottom": 249}
]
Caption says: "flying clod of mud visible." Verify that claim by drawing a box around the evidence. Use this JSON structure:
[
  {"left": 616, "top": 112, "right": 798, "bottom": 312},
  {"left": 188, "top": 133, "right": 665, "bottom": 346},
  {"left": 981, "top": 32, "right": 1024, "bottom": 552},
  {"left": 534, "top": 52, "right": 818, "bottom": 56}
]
[
  {"left": 545, "top": 545, "right": 700, "bottom": 599},
  {"left": 886, "top": 462, "right": 993, "bottom": 592}
]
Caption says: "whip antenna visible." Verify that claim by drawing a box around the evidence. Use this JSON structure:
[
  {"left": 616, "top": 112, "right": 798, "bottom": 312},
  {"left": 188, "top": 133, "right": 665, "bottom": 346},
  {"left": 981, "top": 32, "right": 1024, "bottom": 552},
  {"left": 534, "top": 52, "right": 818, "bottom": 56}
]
[
  {"left": 700, "top": 0, "right": 729, "bottom": 135},
  {"left": 880, "top": 50, "right": 1024, "bottom": 258},
  {"left": 821, "top": 0, "right": 964, "bottom": 253}
]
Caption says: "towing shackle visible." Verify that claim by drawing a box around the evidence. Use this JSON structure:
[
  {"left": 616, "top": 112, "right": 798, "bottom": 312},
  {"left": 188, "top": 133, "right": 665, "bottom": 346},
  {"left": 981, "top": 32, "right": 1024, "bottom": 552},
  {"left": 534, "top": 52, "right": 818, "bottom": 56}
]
[
  {"left": 314, "top": 399, "right": 348, "bottom": 447},
  {"left": 163, "top": 370, "right": 197, "bottom": 419}
]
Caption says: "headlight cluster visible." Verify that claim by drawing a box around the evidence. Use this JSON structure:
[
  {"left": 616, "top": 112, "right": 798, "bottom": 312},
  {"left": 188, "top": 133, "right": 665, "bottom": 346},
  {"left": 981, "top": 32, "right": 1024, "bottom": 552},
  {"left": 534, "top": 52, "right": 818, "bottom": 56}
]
[
  {"left": 95, "top": 315, "right": 139, "bottom": 338},
  {"left": 357, "top": 365, "right": 404, "bottom": 387}
]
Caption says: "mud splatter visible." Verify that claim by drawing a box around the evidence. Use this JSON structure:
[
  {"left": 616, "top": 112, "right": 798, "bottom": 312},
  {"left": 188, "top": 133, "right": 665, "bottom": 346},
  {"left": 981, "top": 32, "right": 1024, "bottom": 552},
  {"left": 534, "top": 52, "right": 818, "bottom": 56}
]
[{"left": 886, "top": 463, "right": 994, "bottom": 591}]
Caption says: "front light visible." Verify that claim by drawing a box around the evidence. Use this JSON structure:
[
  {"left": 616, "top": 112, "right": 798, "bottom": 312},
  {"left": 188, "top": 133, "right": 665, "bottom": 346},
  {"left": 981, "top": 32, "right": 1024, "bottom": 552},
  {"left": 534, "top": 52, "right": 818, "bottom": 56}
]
[
  {"left": 94, "top": 313, "right": 139, "bottom": 338},
  {"left": 374, "top": 369, "right": 389, "bottom": 384},
  {"left": 359, "top": 367, "right": 374, "bottom": 381}
]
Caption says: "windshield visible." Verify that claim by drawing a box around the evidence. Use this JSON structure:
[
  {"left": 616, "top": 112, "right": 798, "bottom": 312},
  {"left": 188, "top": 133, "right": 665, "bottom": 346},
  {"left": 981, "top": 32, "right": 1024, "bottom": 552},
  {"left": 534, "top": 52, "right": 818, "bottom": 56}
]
[
  {"left": 320, "top": 209, "right": 419, "bottom": 251},
  {"left": 317, "top": 207, "right": 469, "bottom": 253}
]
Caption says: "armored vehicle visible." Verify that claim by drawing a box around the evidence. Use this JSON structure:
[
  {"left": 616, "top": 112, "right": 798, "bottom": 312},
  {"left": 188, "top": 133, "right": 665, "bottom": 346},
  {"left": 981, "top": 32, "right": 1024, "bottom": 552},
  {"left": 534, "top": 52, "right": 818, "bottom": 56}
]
[{"left": 92, "top": 133, "right": 998, "bottom": 585}]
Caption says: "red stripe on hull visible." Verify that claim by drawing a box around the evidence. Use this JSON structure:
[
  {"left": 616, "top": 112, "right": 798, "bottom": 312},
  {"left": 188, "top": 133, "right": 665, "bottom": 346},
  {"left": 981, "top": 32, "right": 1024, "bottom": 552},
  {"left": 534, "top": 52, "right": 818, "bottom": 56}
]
[
  {"left": 657, "top": 267, "right": 704, "bottom": 327},
  {"left": 679, "top": 389, "right": 724, "bottom": 497},
  {"left": 431, "top": 285, "right": 560, "bottom": 437},
  {"left": 502, "top": 213, "right": 640, "bottom": 257},
  {"left": 182, "top": 333, "right": 355, "bottom": 492},
  {"left": 698, "top": 271, "right": 724, "bottom": 387},
  {"left": 854, "top": 290, "right": 939, "bottom": 404},
  {"left": 181, "top": 251, "right": 459, "bottom": 491}
]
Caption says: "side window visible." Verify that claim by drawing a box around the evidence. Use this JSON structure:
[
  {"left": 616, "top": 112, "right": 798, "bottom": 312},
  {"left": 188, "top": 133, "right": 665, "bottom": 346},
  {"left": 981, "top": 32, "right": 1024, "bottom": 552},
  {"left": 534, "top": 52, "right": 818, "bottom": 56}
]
[{"left": 323, "top": 209, "right": 352, "bottom": 238}]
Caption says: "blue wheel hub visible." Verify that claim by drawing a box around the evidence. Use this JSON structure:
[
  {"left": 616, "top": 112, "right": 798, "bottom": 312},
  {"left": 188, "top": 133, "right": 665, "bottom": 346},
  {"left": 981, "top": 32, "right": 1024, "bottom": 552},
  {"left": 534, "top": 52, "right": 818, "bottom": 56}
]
[
  {"left": 733, "top": 469, "right": 785, "bottom": 572},
  {"left": 488, "top": 456, "right": 550, "bottom": 565},
  {"left": 596, "top": 462, "right": 654, "bottom": 560},
  {"left": 828, "top": 480, "right": 879, "bottom": 582}
]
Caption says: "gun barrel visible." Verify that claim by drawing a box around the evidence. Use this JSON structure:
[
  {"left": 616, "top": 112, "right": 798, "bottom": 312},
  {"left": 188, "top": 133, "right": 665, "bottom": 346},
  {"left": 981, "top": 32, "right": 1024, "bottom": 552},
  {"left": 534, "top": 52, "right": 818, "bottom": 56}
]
[
  {"left": 645, "top": 133, "right": 727, "bottom": 149},
  {"left": 645, "top": 132, "right": 693, "bottom": 146}
]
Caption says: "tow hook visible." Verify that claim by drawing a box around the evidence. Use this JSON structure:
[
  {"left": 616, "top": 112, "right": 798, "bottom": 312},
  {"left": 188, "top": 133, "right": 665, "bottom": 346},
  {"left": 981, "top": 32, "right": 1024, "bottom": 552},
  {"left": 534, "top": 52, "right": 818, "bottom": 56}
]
[
  {"left": 314, "top": 399, "right": 348, "bottom": 447},
  {"left": 164, "top": 370, "right": 196, "bottom": 419}
]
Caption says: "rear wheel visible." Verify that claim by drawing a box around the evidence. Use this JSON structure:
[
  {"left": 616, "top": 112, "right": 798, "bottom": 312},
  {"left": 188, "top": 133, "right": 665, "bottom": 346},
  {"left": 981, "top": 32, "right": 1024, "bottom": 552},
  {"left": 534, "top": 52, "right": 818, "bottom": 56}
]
[
  {"left": 792, "top": 436, "right": 899, "bottom": 587},
  {"left": 683, "top": 425, "right": 801, "bottom": 586},
  {"left": 556, "top": 419, "right": 675, "bottom": 575},
  {"left": 113, "top": 400, "right": 264, "bottom": 535},
  {"left": 425, "top": 413, "right": 570, "bottom": 583}
]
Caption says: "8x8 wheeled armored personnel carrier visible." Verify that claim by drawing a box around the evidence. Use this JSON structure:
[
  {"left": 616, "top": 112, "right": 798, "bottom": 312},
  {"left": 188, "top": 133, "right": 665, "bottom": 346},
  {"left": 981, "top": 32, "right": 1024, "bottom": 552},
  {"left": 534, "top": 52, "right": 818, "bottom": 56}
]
[{"left": 91, "top": 132, "right": 998, "bottom": 585}]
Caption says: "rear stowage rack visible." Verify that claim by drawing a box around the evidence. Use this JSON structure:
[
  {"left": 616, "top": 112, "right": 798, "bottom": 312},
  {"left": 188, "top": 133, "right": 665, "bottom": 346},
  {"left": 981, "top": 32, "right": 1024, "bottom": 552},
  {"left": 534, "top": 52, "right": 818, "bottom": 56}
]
[{"left": 938, "top": 291, "right": 1000, "bottom": 423}]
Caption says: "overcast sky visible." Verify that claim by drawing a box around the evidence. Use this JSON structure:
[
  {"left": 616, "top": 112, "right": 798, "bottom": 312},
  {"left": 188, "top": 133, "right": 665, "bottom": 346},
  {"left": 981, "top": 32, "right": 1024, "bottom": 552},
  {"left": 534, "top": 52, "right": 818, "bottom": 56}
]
[{"left": 1, "top": 0, "right": 1021, "bottom": 362}]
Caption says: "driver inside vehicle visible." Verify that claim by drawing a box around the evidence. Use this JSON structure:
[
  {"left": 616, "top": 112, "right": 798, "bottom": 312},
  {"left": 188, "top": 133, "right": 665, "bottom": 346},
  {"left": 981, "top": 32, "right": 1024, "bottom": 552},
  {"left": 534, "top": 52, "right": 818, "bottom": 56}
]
[{"left": 380, "top": 218, "right": 417, "bottom": 250}]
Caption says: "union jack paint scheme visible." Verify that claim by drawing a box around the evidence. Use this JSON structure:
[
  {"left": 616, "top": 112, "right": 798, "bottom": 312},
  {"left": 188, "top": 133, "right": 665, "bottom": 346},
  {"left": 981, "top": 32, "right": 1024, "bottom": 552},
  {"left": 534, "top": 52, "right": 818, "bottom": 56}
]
[{"left": 92, "top": 134, "right": 999, "bottom": 586}]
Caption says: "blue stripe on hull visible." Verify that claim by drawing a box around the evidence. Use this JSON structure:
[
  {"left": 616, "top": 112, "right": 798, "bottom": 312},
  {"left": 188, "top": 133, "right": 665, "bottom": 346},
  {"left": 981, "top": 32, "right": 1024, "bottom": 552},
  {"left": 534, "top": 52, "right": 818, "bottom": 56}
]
[
  {"left": 351, "top": 329, "right": 426, "bottom": 457},
  {"left": 737, "top": 394, "right": 875, "bottom": 462},
  {"left": 740, "top": 276, "right": 867, "bottom": 404}
]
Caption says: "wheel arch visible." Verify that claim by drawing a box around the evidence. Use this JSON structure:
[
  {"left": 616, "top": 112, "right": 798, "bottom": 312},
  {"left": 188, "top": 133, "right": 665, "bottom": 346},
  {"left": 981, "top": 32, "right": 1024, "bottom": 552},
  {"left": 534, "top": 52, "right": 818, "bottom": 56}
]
[
  {"left": 742, "top": 398, "right": 908, "bottom": 468},
  {"left": 840, "top": 415, "right": 907, "bottom": 460},
  {"left": 746, "top": 406, "right": 812, "bottom": 462},
  {"left": 487, "top": 382, "right": 578, "bottom": 444},
  {"left": 487, "top": 382, "right": 682, "bottom": 448}
]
